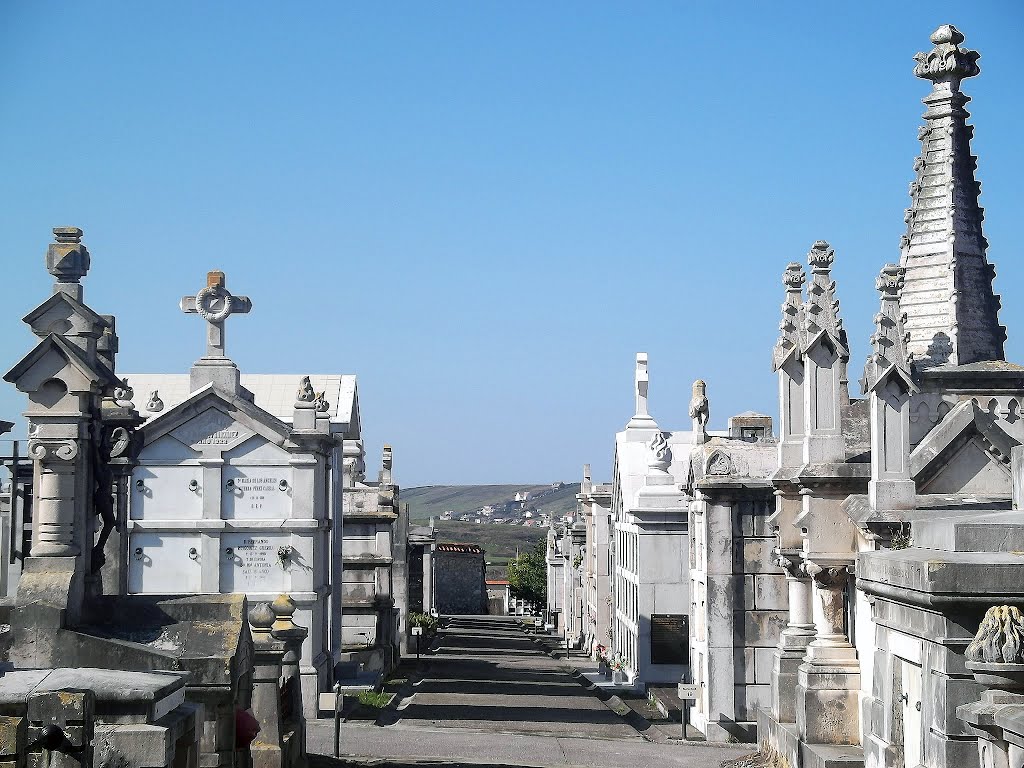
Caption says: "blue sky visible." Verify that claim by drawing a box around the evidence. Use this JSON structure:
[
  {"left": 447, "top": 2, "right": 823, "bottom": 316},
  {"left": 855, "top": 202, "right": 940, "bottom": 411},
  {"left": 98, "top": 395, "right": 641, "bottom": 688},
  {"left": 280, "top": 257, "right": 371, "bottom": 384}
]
[{"left": 1, "top": 3, "right": 1021, "bottom": 487}]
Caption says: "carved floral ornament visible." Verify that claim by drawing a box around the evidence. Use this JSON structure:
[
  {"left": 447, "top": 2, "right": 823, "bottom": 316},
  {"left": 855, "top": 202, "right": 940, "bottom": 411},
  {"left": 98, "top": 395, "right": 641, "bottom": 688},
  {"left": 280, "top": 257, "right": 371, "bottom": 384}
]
[
  {"left": 706, "top": 450, "right": 732, "bottom": 476},
  {"left": 966, "top": 605, "right": 1024, "bottom": 664},
  {"left": 913, "top": 25, "right": 980, "bottom": 85}
]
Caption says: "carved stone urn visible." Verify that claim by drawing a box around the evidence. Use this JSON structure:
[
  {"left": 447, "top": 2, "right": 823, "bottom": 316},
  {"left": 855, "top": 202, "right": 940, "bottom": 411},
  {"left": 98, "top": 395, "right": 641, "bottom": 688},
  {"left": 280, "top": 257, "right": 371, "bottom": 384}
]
[{"left": 965, "top": 605, "right": 1024, "bottom": 693}]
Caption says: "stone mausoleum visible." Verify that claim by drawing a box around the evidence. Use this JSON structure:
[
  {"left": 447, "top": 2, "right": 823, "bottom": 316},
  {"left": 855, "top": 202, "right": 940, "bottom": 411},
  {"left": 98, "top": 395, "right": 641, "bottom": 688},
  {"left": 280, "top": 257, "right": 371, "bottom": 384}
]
[
  {"left": 754, "top": 25, "right": 1024, "bottom": 768},
  {"left": 1, "top": 229, "right": 307, "bottom": 766}
]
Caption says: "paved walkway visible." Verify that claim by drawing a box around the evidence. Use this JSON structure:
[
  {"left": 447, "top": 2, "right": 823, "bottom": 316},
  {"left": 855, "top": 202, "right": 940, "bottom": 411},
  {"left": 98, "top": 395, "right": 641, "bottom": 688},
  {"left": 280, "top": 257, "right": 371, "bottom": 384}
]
[{"left": 308, "top": 616, "right": 748, "bottom": 767}]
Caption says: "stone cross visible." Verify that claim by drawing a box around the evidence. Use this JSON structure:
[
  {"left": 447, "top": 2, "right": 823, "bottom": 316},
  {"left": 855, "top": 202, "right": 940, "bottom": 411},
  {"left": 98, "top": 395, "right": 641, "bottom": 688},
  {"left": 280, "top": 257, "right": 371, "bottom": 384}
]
[{"left": 180, "top": 271, "right": 252, "bottom": 358}]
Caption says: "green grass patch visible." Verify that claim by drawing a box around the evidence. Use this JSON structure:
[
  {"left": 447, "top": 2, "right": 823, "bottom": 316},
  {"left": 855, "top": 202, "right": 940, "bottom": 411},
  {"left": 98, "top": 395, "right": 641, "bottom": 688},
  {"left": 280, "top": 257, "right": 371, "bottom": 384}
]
[{"left": 356, "top": 691, "right": 393, "bottom": 709}]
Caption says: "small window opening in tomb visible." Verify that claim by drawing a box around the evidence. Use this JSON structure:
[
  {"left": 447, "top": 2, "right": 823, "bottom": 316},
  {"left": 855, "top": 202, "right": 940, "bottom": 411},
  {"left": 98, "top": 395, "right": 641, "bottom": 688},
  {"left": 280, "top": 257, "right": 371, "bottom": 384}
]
[
  {"left": 651, "top": 614, "right": 689, "bottom": 665},
  {"left": 740, "top": 427, "right": 764, "bottom": 442}
]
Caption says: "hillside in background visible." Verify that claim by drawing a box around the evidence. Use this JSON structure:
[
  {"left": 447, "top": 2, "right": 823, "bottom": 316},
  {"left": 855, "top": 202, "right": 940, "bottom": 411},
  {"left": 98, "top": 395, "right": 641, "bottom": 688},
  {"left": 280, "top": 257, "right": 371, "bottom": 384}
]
[
  {"left": 432, "top": 520, "right": 547, "bottom": 566},
  {"left": 403, "top": 483, "right": 580, "bottom": 522}
]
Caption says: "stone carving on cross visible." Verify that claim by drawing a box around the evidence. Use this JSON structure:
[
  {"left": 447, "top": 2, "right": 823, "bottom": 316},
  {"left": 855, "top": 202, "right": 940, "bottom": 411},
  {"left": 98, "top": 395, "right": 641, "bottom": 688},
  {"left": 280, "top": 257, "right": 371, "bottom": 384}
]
[{"left": 180, "top": 270, "right": 252, "bottom": 358}]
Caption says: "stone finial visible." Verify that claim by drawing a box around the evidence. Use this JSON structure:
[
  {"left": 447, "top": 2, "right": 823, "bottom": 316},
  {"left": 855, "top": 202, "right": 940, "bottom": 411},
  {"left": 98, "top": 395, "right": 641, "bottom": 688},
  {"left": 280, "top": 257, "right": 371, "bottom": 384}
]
[
  {"left": 966, "top": 606, "right": 1024, "bottom": 664},
  {"left": 647, "top": 431, "right": 671, "bottom": 473},
  {"left": 145, "top": 390, "right": 164, "bottom": 413},
  {"left": 914, "top": 25, "right": 980, "bottom": 88},
  {"left": 271, "top": 594, "right": 296, "bottom": 631},
  {"left": 314, "top": 391, "right": 330, "bottom": 412},
  {"left": 113, "top": 379, "right": 134, "bottom": 408},
  {"left": 803, "top": 241, "right": 848, "bottom": 353},
  {"left": 248, "top": 601, "right": 276, "bottom": 635},
  {"left": 689, "top": 379, "right": 709, "bottom": 443},
  {"left": 46, "top": 227, "right": 90, "bottom": 298},
  {"left": 380, "top": 444, "right": 393, "bottom": 486},
  {"left": 296, "top": 376, "right": 316, "bottom": 404},
  {"left": 773, "top": 262, "right": 806, "bottom": 371},
  {"left": 862, "top": 264, "right": 911, "bottom": 392}
]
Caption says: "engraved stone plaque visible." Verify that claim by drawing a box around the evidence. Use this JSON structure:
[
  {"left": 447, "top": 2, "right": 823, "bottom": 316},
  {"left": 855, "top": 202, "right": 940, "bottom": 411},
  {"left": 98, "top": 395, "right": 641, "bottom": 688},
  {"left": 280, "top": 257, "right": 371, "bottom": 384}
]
[
  {"left": 222, "top": 466, "right": 292, "bottom": 519},
  {"left": 170, "top": 408, "right": 250, "bottom": 451},
  {"left": 130, "top": 466, "right": 203, "bottom": 520},
  {"left": 220, "top": 532, "right": 288, "bottom": 593},
  {"left": 128, "top": 532, "right": 202, "bottom": 593}
]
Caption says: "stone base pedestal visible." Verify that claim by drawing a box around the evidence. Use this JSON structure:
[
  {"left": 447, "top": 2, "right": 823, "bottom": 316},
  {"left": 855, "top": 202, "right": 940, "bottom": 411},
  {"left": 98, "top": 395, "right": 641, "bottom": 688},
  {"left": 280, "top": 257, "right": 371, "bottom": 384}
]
[
  {"left": 772, "top": 646, "right": 809, "bottom": 724},
  {"left": 758, "top": 707, "right": 802, "bottom": 768},
  {"left": 796, "top": 661, "right": 861, "bottom": 746}
]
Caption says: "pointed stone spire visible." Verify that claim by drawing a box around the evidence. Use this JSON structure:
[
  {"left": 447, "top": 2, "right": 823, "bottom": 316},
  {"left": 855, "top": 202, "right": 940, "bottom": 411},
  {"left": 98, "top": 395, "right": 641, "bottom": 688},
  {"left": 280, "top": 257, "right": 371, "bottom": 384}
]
[
  {"left": 773, "top": 263, "right": 806, "bottom": 371},
  {"left": 900, "top": 25, "right": 1004, "bottom": 367},
  {"left": 802, "top": 241, "right": 847, "bottom": 356},
  {"left": 862, "top": 265, "right": 912, "bottom": 392}
]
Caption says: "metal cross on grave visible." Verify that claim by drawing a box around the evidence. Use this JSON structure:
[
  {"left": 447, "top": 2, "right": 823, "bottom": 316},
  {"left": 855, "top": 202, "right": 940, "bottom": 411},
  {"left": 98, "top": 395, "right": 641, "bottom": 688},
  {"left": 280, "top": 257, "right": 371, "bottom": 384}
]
[{"left": 179, "top": 271, "right": 252, "bottom": 358}]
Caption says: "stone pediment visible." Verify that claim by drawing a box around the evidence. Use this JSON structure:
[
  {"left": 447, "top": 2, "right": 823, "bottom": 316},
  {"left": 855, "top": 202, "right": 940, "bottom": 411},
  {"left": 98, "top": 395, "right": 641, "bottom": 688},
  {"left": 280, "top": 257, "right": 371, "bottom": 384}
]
[
  {"left": 911, "top": 400, "right": 1017, "bottom": 494},
  {"left": 21, "top": 291, "right": 109, "bottom": 339},
  {"left": 3, "top": 333, "right": 119, "bottom": 394},
  {"left": 139, "top": 384, "right": 291, "bottom": 453},
  {"left": 170, "top": 408, "right": 252, "bottom": 451}
]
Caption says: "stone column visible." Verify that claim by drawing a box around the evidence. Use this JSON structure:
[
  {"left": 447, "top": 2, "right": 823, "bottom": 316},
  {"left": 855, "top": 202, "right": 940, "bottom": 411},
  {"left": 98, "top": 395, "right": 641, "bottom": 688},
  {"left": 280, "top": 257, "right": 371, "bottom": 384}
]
[
  {"left": 272, "top": 594, "right": 308, "bottom": 764},
  {"left": 796, "top": 561, "right": 861, "bottom": 745},
  {"left": 772, "top": 554, "right": 815, "bottom": 723},
  {"left": 422, "top": 543, "right": 434, "bottom": 615},
  {"left": 248, "top": 602, "right": 286, "bottom": 768}
]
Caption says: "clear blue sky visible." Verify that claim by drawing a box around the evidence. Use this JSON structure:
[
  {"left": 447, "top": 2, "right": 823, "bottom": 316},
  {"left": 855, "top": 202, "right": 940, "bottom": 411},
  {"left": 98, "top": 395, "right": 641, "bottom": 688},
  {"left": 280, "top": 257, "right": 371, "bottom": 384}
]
[{"left": 2, "top": 3, "right": 1022, "bottom": 487}]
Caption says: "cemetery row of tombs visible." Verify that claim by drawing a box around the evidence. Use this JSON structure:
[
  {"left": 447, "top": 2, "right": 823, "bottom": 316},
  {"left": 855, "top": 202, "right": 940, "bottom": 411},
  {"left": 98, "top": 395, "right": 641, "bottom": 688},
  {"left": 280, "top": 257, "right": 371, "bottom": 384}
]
[
  {"left": 547, "top": 25, "right": 1024, "bottom": 768},
  {"left": 0, "top": 253, "right": 440, "bottom": 761}
]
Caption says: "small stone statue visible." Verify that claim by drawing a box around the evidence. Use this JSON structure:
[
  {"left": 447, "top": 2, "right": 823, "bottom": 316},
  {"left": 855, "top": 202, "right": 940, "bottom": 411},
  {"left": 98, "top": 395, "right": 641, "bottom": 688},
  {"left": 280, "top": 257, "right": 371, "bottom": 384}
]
[{"left": 689, "top": 379, "right": 709, "bottom": 440}]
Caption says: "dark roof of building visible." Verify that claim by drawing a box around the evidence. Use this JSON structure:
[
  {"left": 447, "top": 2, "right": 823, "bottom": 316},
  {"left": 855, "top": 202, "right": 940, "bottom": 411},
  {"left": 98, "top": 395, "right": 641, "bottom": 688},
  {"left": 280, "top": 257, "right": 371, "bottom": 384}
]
[{"left": 436, "top": 543, "right": 483, "bottom": 554}]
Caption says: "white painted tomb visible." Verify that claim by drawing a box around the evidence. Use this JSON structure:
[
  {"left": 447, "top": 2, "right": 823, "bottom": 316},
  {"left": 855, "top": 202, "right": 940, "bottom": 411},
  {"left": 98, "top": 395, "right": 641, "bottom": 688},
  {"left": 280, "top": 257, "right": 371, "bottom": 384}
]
[{"left": 122, "top": 271, "right": 354, "bottom": 717}]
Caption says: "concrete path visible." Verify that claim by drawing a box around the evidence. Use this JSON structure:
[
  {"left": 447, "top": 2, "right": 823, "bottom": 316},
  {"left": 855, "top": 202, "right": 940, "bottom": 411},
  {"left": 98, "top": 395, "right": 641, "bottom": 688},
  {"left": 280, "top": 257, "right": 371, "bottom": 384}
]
[
  {"left": 390, "top": 615, "right": 639, "bottom": 739},
  {"left": 308, "top": 616, "right": 749, "bottom": 767}
]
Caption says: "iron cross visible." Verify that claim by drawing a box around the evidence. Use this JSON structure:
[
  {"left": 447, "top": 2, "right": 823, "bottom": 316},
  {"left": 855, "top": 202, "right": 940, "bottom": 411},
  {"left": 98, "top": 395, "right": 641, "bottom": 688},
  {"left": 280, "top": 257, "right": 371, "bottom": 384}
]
[{"left": 179, "top": 271, "right": 252, "bottom": 358}]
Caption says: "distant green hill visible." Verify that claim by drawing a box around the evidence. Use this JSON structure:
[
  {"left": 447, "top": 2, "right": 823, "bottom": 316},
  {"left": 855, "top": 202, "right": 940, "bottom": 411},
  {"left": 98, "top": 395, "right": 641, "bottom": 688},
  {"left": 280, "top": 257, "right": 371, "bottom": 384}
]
[
  {"left": 402, "top": 483, "right": 581, "bottom": 523},
  {"left": 432, "top": 521, "right": 547, "bottom": 565}
]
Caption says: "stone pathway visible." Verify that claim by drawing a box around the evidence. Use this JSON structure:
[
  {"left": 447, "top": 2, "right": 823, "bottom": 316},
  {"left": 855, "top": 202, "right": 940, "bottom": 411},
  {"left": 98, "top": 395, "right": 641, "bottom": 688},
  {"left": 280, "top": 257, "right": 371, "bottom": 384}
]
[
  {"left": 307, "top": 616, "right": 749, "bottom": 767},
  {"left": 391, "top": 615, "right": 639, "bottom": 738}
]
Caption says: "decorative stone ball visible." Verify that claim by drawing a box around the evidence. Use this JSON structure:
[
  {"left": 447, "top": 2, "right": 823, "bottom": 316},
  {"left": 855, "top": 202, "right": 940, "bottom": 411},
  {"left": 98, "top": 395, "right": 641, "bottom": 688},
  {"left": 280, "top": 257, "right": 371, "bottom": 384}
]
[
  {"left": 272, "top": 594, "right": 296, "bottom": 619},
  {"left": 248, "top": 602, "right": 275, "bottom": 630}
]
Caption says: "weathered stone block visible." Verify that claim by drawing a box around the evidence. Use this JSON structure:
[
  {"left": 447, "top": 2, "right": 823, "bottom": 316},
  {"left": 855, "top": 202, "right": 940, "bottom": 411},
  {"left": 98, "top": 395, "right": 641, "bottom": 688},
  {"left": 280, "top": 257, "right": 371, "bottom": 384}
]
[{"left": 0, "top": 715, "right": 25, "bottom": 764}]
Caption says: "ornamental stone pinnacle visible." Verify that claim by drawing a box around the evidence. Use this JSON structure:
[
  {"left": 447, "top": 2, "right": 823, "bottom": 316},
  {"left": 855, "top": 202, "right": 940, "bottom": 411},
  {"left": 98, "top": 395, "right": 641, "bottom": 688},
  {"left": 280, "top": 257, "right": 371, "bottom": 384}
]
[
  {"left": 46, "top": 227, "right": 90, "bottom": 300},
  {"left": 180, "top": 270, "right": 252, "bottom": 358},
  {"left": 861, "top": 264, "right": 911, "bottom": 393},
  {"left": 772, "top": 262, "right": 806, "bottom": 371},
  {"left": 802, "top": 241, "right": 847, "bottom": 356},
  {"left": 900, "top": 25, "right": 1004, "bottom": 367}
]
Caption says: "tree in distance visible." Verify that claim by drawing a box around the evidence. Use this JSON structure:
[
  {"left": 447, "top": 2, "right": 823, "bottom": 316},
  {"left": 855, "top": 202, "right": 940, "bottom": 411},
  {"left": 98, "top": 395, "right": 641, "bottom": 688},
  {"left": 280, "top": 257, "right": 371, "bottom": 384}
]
[{"left": 507, "top": 539, "right": 547, "bottom": 606}]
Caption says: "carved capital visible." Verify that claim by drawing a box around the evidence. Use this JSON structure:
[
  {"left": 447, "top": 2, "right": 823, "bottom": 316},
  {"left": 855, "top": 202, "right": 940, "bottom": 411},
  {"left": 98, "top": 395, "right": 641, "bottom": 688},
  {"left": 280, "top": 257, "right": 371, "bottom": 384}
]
[
  {"left": 802, "top": 560, "right": 850, "bottom": 588},
  {"left": 27, "top": 439, "right": 79, "bottom": 462},
  {"left": 774, "top": 553, "right": 804, "bottom": 578}
]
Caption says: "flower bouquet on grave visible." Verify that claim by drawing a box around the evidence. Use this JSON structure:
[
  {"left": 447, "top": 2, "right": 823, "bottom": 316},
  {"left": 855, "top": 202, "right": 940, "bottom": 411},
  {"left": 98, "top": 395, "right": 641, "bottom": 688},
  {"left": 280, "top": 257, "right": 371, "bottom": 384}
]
[
  {"left": 596, "top": 644, "right": 610, "bottom": 676},
  {"left": 609, "top": 653, "right": 626, "bottom": 684}
]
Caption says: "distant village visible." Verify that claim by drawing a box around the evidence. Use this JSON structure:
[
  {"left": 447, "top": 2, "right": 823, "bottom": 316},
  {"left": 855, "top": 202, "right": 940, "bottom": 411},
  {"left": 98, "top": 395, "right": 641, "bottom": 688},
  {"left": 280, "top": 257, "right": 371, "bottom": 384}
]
[{"left": 438, "top": 483, "right": 573, "bottom": 526}]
